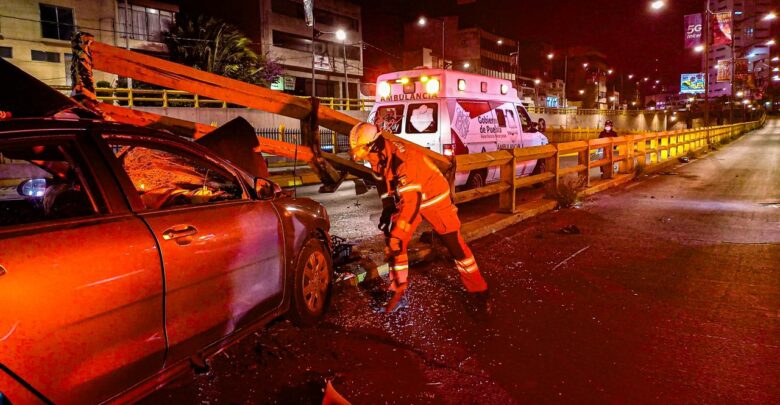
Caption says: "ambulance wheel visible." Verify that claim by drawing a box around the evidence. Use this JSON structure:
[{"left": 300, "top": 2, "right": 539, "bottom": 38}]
[
  {"left": 289, "top": 238, "right": 333, "bottom": 326},
  {"left": 466, "top": 170, "right": 487, "bottom": 190}
]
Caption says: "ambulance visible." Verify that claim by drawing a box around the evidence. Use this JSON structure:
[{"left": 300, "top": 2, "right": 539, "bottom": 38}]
[{"left": 367, "top": 68, "right": 549, "bottom": 189}]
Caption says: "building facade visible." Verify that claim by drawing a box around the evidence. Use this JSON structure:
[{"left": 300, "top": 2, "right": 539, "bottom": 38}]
[
  {"left": 260, "top": 0, "right": 362, "bottom": 99},
  {"left": 703, "top": 0, "right": 774, "bottom": 100},
  {"left": 402, "top": 16, "right": 518, "bottom": 82},
  {"left": 0, "top": 0, "right": 177, "bottom": 86}
]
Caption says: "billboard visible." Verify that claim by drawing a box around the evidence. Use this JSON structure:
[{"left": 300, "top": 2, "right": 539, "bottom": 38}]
[
  {"left": 716, "top": 60, "right": 731, "bottom": 82},
  {"left": 680, "top": 73, "right": 705, "bottom": 94},
  {"left": 684, "top": 14, "right": 703, "bottom": 49},
  {"left": 712, "top": 12, "right": 733, "bottom": 46}
]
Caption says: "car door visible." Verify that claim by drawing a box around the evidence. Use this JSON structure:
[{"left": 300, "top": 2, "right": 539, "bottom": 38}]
[
  {"left": 101, "top": 134, "right": 285, "bottom": 365},
  {"left": 0, "top": 131, "right": 165, "bottom": 404}
]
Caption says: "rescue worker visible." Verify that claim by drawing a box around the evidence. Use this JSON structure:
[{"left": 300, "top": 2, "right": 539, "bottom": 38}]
[
  {"left": 349, "top": 123, "right": 488, "bottom": 312},
  {"left": 598, "top": 120, "right": 618, "bottom": 178},
  {"left": 598, "top": 120, "right": 618, "bottom": 138}
]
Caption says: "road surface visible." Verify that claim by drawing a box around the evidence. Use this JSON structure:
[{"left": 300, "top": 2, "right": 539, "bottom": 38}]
[{"left": 143, "top": 119, "right": 779, "bottom": 404}]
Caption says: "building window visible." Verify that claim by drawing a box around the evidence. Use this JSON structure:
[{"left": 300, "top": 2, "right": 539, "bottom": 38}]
[
  {"left": 31, "top": 50, "right": 61, "bottom": 63},
  {"left": 40, "top": 4, "right": 74, "bottom": 40},
  {"left": 0, "top": 47, "right": 11, "bottom": 59},
  {"left": 118, "top": 3, "right": 175, "bottom": 42}
]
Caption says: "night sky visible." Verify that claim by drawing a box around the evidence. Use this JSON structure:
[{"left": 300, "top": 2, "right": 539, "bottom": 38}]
[{"left": 358, "top": 0, "right": 711, "bottom": 86}]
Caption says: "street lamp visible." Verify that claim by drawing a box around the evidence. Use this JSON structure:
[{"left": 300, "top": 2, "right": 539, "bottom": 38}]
[
  {"left": 608, "top": 69, "right": 614, "bottom": 75},
  {"left": 767, "top": 39, "right": 776, "bottom": 46},
  {"left": 463, "top": 62, "right": 471, "bottom": 69},
  {"left": 497, "top": 39, "right": 503, "bottom": 45},
  {"left": 628, "top": 74, "right": 634, "bottom": 79},
  {"left": 644, "top": 77, "right": 649, "bottom": 82},
  {"left": 763, "top": 12, "right": 777, "bottom": 21},
  {"left": 650, "top": 1, "right": 665, "bottom": 11},
  {"left": 583, "top": 62, "right": 589, "bottom": 69},
  {"left": 417, "top": 16, "right": 427, "bottom": 26},
  {"left": 694, "top": 44, "right": 705, "bottom": 53},
  {"left": 547, "top": 52, "right": 554, "bottom": 60},
  {"left": 579, "top": 89, "right": 585, "bottom": 95},
  {"left": 773, "top": 57, "right": 780, "bottom": 62},
  {"left": 534, "top": 79, "right": 541, "bottom": 85}
]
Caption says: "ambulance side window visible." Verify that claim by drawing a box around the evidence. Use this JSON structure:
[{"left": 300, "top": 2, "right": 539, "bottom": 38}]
[
  {"left": 495, "top": 109, "right": 507, "bottom": 128},
  {"left": 516, "top": 105, "right": 533, "bottom": 132},
  {"left": 505, "top": 109, "right": 518, "bottom": 128},
  {"left": 406, "top": 103, "right": 438, "bottom": 134},
  {"left": 374, "top": 105, "right": 405, "bottom": 134}
]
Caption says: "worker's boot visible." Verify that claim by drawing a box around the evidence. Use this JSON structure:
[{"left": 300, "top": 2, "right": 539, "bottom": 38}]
[
  {"left": 385, "top": 281, "right": 409, "bottom": 313},
  {"left": 467, "top": 289, "right": 492, "bottom": 319}
]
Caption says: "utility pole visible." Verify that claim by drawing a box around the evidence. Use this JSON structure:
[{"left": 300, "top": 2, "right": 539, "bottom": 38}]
[
  {"left": 311, "top": 26, "right": 317, "bottom": 97},
  {"left": 341, "top": 36, "right": 349, "bottom": 106},
  {"left": 123, "top": 0, "right": 132, "bottom": 93},
  {"left": 704, "top": 5, "right": 709, "bottom": 121},
  {"left": 730, "top": 8, "right": 736, "bottom": 125}
]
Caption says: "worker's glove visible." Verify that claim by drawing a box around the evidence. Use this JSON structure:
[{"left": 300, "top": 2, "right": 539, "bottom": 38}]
[{"left": 378, "top": 205, "right": 396, "bottom": 236}]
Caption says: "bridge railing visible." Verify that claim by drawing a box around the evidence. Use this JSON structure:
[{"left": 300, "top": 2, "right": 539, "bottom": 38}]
[
  {"left": 52, "top": 86, "right": 375, "bottom": 111},
  {"left": 452, "top": 120, "right": 764, "bottom": 212}
]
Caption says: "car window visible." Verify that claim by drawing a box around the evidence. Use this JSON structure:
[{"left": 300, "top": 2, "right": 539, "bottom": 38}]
[
  {"left": 0, "top": 141, "right": 98, "bottom": 227},
  {"left": 406, "top": 102, "right": 438, "bottom": 134},
  {"left": 372, "top": 104, "right": 405, "bottom": 134},
  {"left": 107, "top": 142, "right": 245, "bottom": 211}
]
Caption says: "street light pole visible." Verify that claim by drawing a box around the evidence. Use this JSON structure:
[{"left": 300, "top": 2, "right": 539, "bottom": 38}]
[
  {"left": 311, "top": 25, "right": 317, "bottom": 98},
  {"left": 703, "top": 0, "right": 710, "bottom": 143}
]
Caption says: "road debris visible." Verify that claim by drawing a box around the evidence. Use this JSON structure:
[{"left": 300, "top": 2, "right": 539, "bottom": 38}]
[{"left": 551, "top": 245, "right": 591, "bottom": 271}]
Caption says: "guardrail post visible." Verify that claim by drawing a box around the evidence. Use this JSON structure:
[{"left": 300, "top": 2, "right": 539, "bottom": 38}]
[
  {"left": 331, "top": 132, "right": 338, "bottom": 153},
  {"left": 636, "top": 136, "right": 646, "bottom": 172},
  {"left": 498, "top": 150, "right": 517, "bottom": 214},
  {"left": 279, "top": 125, "right": 285, "bottom": 143},
  {"left": 549, "top": 146, "right": 560, "bottom": 189},
  {"left": 623, "top": 136, "right": 634, "bottom": 174},
  {"left": 194, "top": 93, "right": 200, "bottom": 108},
  {"left": 604, "top": 139, "right": 615, "bottom": 179},
  {"left": 581, "top": 141, "right": 591, "bottom": 187},
  {"left": 162, "top": 89, "right": 168, "bottom": 108},
  {"left": 127, "top": 88, "right": 134, "bottom": 107}
]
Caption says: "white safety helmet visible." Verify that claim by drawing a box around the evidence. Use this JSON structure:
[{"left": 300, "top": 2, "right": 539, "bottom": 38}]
[{"left": 349, "top": 122, "right": 381, "bottom": 161}]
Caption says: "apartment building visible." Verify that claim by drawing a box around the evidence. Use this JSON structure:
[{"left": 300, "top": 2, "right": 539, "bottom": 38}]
[
  {"left": 0, "top": 0, "right": 178, "bottom": 86},
  {"left": 703, "top": 0, "right": 774, "bottom": 98}
]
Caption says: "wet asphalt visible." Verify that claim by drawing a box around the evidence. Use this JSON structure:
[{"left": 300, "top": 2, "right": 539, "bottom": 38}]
[{"left": 142, "top": 119, "right": 780, "bottom": 404}]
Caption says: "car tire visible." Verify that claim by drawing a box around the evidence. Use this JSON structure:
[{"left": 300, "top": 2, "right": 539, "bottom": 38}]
[
  {"left": 466, "top": 169, "right": 487, "bottom": 190},
  {"left": 289, "top": 238, "right": 333, "bottom": 326}
]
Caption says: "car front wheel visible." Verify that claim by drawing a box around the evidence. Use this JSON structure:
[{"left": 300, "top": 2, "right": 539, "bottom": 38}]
[{"left": 289, "top": 238, "right": 332, "bottom": 326}]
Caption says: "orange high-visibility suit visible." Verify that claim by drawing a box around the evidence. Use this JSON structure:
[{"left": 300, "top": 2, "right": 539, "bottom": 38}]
[{"left": 375, "top": 138, "right": 488, "bottom": 293}]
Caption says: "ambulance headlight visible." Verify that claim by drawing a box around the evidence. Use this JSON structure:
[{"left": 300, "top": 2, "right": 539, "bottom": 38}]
[
  {"left": 458, "top": 79, "right": 467, "bottom": 91},
  {"left": 426, "top": 78, "right": 440, "bottom": 94},
  {"left": 378, "top": 81, "right": 391, "bottom": 98},
  {"left": 500, "top": 84, "right": 509, "bottom": 95}
]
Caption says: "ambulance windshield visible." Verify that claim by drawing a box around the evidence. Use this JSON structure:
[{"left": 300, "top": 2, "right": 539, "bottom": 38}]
[
  {"left": 374, "top": 105, "right": 405, "bottom": 134},
  {"left": 405, "top": 103, "right": 438, "bottom": 134}
]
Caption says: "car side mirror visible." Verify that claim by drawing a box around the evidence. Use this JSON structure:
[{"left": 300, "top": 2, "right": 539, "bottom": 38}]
[
  {"left": 255, "top": 178, "right": 282, "bottom": 200},
  {"left": 17, "top": 178, "right": 47, "bottom": 199}
]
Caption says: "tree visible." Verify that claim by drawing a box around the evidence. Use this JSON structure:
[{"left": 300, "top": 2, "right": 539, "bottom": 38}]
[{"left": 164, "top": 14, "right": 282, "bottom": 87}]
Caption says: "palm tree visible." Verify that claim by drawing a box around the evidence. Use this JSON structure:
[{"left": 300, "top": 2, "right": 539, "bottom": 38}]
[{"left": 164, "top": 14, "right": 282, "bottom": 87}]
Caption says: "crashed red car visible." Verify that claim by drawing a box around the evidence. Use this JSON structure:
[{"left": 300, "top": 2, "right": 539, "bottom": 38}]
[{"left": 0, "top": 80, "right": 334, "bottom": 402}]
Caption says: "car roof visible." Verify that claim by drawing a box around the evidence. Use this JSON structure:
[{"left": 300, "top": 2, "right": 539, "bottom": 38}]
[{"left": 0, "top": 117, "right": 256, "bottom": 182}]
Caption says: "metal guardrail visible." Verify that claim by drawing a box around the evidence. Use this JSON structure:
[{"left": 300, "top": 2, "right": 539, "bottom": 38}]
[
  {"left": 452, "top": 119, "right": 766, "bottom": 211},
  {"left": 52, "top": 86, "right": 374, "bottom": 111}
]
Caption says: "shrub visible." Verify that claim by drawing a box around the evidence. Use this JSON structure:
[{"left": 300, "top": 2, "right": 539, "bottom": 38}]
[{"left": 545, "top": 175, "right": 585, "bottom": 208}]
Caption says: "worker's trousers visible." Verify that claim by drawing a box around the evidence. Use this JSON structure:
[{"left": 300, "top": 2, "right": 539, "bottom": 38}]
[{"left": 387, "top": 197, "right": 488, "bottom": 293}]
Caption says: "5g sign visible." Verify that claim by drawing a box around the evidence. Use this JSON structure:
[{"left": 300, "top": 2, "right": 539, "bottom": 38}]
[{"left": 684, "top": 13, "right": 704, "bottom": 48}]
